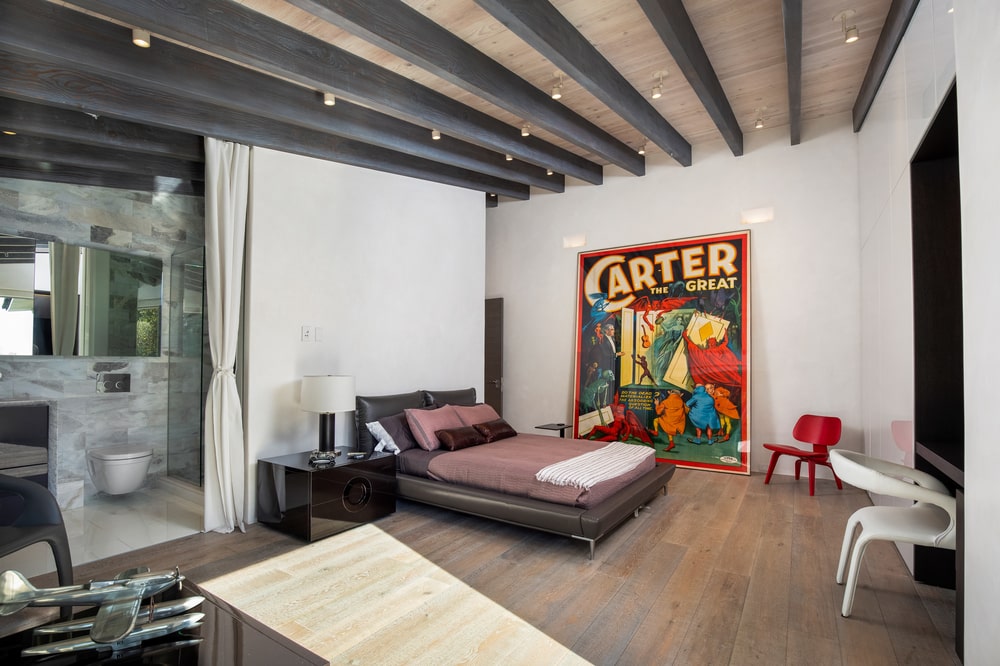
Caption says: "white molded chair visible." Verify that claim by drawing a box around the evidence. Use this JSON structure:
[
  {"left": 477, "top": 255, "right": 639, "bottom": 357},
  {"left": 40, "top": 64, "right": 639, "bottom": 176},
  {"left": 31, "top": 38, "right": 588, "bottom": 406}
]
[{"left": 829, "top": 450, "right": 956, "bottom": 617}]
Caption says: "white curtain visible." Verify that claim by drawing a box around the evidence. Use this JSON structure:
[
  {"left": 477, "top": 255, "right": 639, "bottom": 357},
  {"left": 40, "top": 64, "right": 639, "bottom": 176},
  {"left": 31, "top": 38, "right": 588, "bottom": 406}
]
[
  {"left": 48, "top": 242, "right": 80, "bottom": 355},
  {"left": 203, "top": 138, "right": 251, "bottom": 533}
]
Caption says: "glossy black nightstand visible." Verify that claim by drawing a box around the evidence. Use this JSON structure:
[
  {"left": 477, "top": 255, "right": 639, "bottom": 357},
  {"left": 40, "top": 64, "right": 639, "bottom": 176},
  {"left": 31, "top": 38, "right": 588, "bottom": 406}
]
[{"left": 257, "top": 451, "right": 395, "bottom": 542}]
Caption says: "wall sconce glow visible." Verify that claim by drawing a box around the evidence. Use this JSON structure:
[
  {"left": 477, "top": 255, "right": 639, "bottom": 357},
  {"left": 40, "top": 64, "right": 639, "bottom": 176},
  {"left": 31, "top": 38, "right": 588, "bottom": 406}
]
[
  {"left": 563, "top": 234, "right": 587, "bottom": 249},
  {"left": 132, "top": 28, "right": 151, "bottom": 48},
  {"left": 323, "top": 92, "right": 336, "bottom": 106},
  {"left": 740, "top": 206, "right": 775, "bottom": 225},
  {"left": 2, "top": 130, "right": 16, "bottom": 136}
]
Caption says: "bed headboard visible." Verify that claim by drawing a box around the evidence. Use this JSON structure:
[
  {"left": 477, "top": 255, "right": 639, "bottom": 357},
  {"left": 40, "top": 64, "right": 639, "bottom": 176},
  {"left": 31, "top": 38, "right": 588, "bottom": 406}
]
[{"left": 355, "top": 387, "right": 477, "bottom": 452}]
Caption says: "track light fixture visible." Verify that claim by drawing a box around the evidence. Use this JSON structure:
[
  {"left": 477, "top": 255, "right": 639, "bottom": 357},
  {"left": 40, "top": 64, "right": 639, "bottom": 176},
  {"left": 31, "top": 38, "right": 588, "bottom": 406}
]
[
  {"left": 546, "top": 168, "right": 553, "bottom": 176},
  {"left": 431, "top": 129, "right": 441, "bottom": 140},
  {"left": 755, "top": 117, "right": 764, "bottom": 129},
  {"left": 505, "top": 154, "right": 513, "bottom": 161},
  {"left": 323, "top": 92, "right": 336, "bottom": 106},
  {"left": 551, "top": 75, "right": 563, "bottom": 100},
  {"left": 754, "top": 107, "right": 766, "bottom": 129},
  {"left": 638, "top": 143, "right": 646, "bottom": 156},
  {"left": 835, "top": 10, "right": 859, "bottom": 44},
  {"left": 651, "top": 72, "right": 664, "bottom": 100},
  {"left": 521, "top": 124, "right": 530, "bottom": 137},
  {"left": 132, "top": 28, "right": 151, "bottom": 48}
]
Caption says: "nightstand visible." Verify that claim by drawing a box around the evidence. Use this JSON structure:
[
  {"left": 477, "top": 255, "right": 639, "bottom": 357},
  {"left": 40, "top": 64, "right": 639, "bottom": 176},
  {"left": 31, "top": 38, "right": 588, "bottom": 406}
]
[{"left": 257, "top": 451, "right": 395, "bottom": 542}]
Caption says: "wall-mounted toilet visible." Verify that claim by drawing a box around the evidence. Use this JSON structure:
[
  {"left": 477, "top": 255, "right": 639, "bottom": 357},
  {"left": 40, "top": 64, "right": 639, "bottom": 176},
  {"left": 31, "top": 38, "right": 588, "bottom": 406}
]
[{"left": 86, "top": 445, "right": 152, "bottom": 495}]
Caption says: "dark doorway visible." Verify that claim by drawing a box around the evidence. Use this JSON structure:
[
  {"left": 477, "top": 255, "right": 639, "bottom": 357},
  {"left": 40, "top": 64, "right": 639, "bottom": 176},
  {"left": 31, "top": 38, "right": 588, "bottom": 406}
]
[{"left": 484, "top": 298, "right": 503, "bottom": 415}]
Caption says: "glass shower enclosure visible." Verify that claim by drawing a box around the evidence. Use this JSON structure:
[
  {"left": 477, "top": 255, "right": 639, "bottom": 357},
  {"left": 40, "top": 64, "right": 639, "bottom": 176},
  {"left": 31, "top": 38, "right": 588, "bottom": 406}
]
[{"left": 166, "top": 246, "right": 207, "bottom": 486}]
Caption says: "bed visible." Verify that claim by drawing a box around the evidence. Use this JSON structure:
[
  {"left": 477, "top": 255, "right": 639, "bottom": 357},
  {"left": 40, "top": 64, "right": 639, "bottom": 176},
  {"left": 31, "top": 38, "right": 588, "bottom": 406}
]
[{"left": 355, "top": 388, "right": 676, "bottom": 558}]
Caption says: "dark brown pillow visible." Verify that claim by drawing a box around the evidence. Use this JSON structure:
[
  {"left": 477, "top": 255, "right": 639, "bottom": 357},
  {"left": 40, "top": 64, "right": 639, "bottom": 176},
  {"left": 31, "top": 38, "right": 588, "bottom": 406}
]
[
  {"left": 436, "top": 426, "right": 487, "bottom": 451},
  {"left": 473, "top": 418, "right": 517, "bottom": 443},
  {"left": 379, "top": 412, "right": 420, "bottom": 452}
]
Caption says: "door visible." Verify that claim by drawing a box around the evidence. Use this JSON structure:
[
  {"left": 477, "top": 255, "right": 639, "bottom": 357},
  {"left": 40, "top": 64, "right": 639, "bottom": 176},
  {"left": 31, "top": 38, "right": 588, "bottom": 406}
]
[{"left": 484, "top": 298, "right": 503, "bottom": 415}]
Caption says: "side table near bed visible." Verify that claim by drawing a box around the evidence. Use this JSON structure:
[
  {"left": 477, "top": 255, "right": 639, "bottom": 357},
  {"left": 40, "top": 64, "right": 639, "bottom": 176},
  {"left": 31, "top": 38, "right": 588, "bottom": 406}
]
[
  {"left": 535, "top": 422, "right": 572, "bottom": 438},
  {"left": 257, "top": 451, "right": 396, "bottom": 542}
]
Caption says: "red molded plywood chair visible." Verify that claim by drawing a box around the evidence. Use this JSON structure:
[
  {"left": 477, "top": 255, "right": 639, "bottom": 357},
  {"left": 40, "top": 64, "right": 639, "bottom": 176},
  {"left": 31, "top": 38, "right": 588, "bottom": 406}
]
[{"left": 763, "top": 415, "right": 843, "bottom": 496}]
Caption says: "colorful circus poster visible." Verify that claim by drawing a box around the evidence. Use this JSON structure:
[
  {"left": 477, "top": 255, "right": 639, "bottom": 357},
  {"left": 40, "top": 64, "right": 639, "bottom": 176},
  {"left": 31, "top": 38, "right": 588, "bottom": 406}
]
[{"left": 572, "top": 232, "right": 750, "bottom": 474}]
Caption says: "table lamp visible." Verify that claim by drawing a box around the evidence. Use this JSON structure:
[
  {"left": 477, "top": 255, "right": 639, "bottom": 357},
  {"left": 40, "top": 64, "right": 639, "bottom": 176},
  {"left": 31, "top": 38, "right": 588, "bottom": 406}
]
[{"left": 300, "top": 375, "right": 356, "bottom": 453}]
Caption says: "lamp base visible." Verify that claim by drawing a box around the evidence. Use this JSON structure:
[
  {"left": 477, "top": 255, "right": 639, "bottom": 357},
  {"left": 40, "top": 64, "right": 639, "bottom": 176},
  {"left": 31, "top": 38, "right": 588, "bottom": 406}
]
[{"left": 317, "top": 412, "right": 337, "bottom": 452}]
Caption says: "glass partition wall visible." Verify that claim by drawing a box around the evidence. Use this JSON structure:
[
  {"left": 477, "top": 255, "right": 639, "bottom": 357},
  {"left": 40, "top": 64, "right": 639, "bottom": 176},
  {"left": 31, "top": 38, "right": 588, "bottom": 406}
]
[{"left": 166, "top": 247, "right": 207, "bottom": 487}]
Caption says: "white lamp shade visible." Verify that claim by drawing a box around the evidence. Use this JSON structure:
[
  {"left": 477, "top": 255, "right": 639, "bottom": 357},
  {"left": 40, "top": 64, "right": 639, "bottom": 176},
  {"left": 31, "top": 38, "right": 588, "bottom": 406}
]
[{"left": 300, "top": 375, "right": 355, "bottom": 414}]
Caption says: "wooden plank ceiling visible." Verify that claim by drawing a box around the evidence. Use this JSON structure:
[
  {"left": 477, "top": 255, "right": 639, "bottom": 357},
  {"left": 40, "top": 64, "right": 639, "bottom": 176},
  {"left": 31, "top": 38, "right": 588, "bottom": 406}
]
[{"left": 0, "top": 0, "right": 896, "bottom": 205}]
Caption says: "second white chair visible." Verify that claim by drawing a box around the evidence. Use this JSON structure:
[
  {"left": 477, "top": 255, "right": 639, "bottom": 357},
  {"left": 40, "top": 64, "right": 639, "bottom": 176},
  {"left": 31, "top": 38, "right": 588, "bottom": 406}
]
[{"left": 829, "top": 449, "right": 956, "bottom": 617}]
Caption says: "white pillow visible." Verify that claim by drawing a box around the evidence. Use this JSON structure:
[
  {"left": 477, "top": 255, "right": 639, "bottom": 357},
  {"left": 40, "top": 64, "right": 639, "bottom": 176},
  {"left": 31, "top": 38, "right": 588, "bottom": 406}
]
[{"left": 366, "top": 421, "right": 400, "bottom": 454}]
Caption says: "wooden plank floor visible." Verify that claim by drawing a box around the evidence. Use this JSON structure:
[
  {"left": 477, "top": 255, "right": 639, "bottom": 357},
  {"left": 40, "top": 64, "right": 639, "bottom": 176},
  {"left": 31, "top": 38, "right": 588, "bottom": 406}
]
[{"left": 22, "top": 469, "right": 960, "bottom": 665}]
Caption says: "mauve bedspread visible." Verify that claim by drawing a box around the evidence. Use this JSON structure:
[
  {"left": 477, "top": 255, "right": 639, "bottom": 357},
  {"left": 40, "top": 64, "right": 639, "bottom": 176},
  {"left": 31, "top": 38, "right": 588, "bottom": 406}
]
[{"left": 424, "top": 434, "right": 656, "bottom": 508}]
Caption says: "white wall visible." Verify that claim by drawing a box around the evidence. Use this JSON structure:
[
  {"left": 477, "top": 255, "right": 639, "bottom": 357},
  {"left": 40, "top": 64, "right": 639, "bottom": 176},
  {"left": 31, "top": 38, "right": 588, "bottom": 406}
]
[
  {"left": 955, "top": 1, "right": 1000, "bottom": 660},
  {"left": 243, "top": 148, "right": 485, "bottom": 522},
  {"left": 486, "top": 116, "right": 862, "bottom": 477},
  {"left": 855, "top": 0, "right": 957, "bottom": 574},
  {"left": 857, "top": 0, "right": 1000, "bottom": 656}
]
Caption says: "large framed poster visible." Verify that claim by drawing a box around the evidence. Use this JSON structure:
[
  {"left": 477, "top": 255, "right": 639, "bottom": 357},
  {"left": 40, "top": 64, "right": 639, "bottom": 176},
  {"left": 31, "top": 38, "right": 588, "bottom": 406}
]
[{"left": 572, "top": 231, "right": 750, "bottom": 474}]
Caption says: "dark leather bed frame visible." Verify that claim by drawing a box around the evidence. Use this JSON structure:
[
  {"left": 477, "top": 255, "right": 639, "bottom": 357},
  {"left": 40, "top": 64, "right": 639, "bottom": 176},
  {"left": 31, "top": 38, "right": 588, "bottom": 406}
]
[{"left": 355, "top": 388, "right": 676, "bottom": 559}]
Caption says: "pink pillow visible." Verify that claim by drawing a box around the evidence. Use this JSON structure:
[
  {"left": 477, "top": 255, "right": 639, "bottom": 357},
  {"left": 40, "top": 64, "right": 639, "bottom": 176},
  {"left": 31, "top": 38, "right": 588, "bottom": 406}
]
[
  {"left": 453, "top": 403, "right": 501, "bottom": 427},
  {"left": 405, "top": 405, "right": 464, "bottom": 451}
]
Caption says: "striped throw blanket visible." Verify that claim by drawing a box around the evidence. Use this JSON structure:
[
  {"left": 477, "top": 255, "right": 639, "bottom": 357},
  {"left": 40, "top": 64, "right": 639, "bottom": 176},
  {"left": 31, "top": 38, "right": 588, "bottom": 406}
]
[{"left": 535, "top": 441, "right": 654, "bottom": 490}]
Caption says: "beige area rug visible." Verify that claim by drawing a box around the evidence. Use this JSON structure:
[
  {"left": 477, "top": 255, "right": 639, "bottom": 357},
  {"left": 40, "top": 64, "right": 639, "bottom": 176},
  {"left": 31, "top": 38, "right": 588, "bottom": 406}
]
[{"left": 198, "top": 524, "right": 590, "bottom": 665}]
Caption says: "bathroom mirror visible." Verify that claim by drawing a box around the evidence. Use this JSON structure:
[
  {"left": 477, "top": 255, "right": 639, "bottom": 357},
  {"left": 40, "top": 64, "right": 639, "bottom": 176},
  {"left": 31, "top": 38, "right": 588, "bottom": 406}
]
[{"left": 0, "top": 233, "right": 162, "bottom": 357}]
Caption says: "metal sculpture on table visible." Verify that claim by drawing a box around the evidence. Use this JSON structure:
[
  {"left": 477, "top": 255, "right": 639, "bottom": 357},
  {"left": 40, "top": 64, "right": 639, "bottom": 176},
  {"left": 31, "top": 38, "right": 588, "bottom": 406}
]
[{"left": 0, "top": 566, "right": 204, "bottom": 656}]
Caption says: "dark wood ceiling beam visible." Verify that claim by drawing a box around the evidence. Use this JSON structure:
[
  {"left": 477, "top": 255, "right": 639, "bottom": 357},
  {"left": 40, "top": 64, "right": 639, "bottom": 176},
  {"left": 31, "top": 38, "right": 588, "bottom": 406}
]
[
  {"left": 781, "top": 0, "right": 803, "bottom": 146},
  {"left": 852, "top": 0, "right": 920, "bottom": 132},
  {"left": 0, "top": 97, "right": 203, "bottom": 162},
  {"left": 636, "top": 0, "right": 743, "bottom": 156},
  {"left": 0, "top": 157, "right": 203, "bottom": 196},
  {"left": 0, "top": 1, "right": 559, "bottom": 194},
  {"left": 63, "top": 0, "right": 601, "bottom": 184},
  {"left": 474, "top": 0, "right": 691, "bottom": 166},
  {"left": 285, "top": 0, "right": 643, "bottom": 176},
  {"left": 0, "top": 53, "right": 530, "bottom": 201},
  {"left": 0, "top": 133, "right": 204, "bottom": 181}
]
